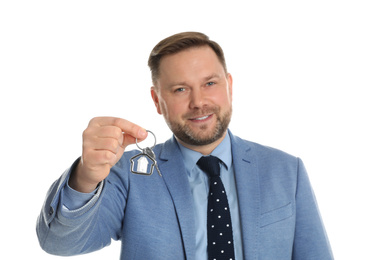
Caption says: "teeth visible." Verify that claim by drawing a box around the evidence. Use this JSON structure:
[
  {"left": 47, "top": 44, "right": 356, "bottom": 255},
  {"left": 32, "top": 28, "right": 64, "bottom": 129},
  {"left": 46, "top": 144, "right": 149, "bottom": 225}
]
[{"left": 195, "top": 115, "right": 209, "bottom": 120}]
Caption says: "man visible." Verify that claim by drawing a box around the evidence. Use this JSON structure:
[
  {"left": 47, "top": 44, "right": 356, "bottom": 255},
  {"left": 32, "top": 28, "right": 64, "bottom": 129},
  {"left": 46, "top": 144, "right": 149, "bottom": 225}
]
[{"left": 37, "top": 32, "right": 333, "bottom": 259}]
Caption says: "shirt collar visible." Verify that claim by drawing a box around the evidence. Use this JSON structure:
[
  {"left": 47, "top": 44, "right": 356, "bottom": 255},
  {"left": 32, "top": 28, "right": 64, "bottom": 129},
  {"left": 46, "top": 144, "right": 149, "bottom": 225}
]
[{"left": 176, "top": 132, "right": 232, "bottom": 175}]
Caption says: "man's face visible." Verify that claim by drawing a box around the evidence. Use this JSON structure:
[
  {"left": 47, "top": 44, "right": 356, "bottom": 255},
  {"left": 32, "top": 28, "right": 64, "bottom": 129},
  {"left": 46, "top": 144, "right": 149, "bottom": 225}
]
[{"left": 151, "top": 46, "right": 233, "bottom": 150}]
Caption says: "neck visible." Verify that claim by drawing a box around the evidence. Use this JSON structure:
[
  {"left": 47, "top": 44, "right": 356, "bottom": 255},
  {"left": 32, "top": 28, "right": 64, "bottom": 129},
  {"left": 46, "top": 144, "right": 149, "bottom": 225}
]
[{"left": 175, "top": 131, "right": 227, "bottom": 155}]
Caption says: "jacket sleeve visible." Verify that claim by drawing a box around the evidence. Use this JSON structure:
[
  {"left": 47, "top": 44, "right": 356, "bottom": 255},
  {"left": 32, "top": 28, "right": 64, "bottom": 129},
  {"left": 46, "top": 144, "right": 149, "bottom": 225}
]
[
  {"left": 36, "top": 158, "right": 128, "bottom": 256},
  {"left": 292, "top": 158, "right": 334, "bottom": 259}
]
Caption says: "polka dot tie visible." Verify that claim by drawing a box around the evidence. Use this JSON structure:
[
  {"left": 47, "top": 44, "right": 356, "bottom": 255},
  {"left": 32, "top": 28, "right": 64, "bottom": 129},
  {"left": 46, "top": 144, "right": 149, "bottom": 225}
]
[{"left": 197, "top": 156, "right": 235, "bottom": 260}]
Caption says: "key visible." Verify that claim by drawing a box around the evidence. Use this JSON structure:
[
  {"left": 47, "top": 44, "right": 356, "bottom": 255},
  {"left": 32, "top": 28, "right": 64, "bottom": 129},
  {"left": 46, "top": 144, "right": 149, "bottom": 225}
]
[
  {"left": 130, "top": 130, "right": 162, "bottom": 177},
  {"left": 144, "top": 147, "right": 162, "bottom": 177}
]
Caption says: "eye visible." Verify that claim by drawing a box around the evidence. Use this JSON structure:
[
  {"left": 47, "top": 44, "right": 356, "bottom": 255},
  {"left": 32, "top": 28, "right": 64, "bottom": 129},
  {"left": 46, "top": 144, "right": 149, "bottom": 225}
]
[
  {"left": 174, "top": 87, "right": 186, "bottom": 93},
  {"left": 206, "top": 82, "right": 215, "bottom": 86}
]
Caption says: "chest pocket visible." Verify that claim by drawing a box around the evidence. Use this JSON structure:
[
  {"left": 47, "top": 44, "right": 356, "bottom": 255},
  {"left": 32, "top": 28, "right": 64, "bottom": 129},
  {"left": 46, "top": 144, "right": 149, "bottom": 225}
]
[{"left": 260, "top": 202, "right": 294, "bottom": 228}]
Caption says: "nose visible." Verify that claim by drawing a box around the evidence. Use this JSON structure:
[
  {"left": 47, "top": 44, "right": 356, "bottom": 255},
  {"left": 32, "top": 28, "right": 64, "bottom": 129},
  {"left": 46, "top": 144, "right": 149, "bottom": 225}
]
[{"left": 189, "top": 87, "right": 206, "bottom": 109}]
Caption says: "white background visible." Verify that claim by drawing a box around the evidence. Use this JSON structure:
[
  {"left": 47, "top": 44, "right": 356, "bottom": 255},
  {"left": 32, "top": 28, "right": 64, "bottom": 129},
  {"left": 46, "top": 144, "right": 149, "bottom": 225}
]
[{"left": 1, "top": 0, "right": 372, "bottom": 259}]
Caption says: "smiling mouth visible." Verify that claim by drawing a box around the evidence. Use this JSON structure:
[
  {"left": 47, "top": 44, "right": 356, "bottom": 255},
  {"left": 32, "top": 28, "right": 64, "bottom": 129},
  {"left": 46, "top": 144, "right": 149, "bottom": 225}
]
[
  {"left": 190, "top": 114, "right": 212, "bottom": 121},
  {"left": 194, "top": 115, "right": 209, "bottom": 120}
]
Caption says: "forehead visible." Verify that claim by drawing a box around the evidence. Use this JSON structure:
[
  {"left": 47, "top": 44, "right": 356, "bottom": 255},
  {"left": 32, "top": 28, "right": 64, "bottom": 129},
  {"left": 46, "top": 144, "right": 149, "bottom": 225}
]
[{"left": 157, "top": 46, "right": 225, "bottom": 84}]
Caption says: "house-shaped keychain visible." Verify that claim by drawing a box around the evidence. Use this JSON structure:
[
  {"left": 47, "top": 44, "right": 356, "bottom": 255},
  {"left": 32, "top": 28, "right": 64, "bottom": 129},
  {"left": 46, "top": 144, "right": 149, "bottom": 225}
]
[{"left": 130, "top": 152, "right": 156, "bottom": 175}]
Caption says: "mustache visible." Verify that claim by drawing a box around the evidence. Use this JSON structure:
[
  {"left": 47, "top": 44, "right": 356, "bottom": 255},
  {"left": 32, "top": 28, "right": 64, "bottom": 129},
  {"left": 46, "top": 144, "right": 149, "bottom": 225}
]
[{"left": 183, "top": 106, "right": 219, "bottom": 119}]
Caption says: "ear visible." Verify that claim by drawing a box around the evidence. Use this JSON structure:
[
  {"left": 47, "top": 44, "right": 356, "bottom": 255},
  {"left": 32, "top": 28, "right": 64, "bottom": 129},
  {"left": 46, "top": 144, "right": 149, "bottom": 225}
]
[
  {"left": 151, "top": 86, "right": 162, "bottom": 115},
  {"left": 227, "top": 73, "right": 233, "bottom": 99}
]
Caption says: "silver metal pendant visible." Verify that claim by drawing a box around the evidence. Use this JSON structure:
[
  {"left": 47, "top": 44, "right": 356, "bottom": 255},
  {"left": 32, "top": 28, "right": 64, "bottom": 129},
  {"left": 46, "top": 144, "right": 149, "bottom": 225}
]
[{"left": 130, "top": 130, "right": 162, "bottom": 177}]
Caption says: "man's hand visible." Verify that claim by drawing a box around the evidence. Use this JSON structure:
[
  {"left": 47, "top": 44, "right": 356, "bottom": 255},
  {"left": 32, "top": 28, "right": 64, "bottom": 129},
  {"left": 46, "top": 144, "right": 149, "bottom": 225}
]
[{"left": 69, "top": 117, "right": 148, "bottom": 193}]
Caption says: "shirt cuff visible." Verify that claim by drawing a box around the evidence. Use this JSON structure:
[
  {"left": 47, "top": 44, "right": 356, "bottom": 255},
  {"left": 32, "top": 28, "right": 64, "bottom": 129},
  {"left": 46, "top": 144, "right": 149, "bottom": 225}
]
[{"left": 61, "top": 180, "right": 104, "bottom": 216}]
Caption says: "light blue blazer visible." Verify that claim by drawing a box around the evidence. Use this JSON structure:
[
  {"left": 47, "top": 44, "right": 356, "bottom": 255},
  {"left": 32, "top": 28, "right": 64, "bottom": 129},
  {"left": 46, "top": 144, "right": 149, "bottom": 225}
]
[{"left": 37, "top": 131, "right": 333, "bottom": 259}]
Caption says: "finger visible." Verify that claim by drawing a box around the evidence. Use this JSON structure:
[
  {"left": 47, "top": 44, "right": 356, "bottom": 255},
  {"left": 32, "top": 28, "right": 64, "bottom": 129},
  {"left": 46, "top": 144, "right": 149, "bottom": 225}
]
[
  {"left": 121, "top": 133, "right": 137, "bottom": 148},
  {"left": 82, "top": 149, "right": 118, "bottom": 168},
  {"left": 94, "top": 125, "right": 123, "bottom": 140},
  {"left": 94, "top": 126, "right": 143, "bottom": 149},
  {"left": 87, "top": 125, "right": 126, "bottom": 149},
  {"left": 92, "top": 150, "right": 118, "bottom": 167},
  {"left": 91, "top": 117, "right": 148, "bottom": 140},
  {"left": 88, "top": 137, "right": 122, "bottom": 154}
]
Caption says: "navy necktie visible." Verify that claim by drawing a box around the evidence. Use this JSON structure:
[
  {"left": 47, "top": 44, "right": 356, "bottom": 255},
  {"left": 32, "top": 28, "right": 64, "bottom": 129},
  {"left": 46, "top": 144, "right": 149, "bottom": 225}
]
[{"left": 197, "top": 156, "right": 235, "bottom": 260}]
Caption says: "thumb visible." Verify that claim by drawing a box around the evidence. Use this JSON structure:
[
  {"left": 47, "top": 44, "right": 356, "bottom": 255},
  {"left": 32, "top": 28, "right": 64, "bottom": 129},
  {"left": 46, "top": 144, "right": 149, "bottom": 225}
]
[{"left": 121, "top": 129, "right": 148, "bottom": 149}]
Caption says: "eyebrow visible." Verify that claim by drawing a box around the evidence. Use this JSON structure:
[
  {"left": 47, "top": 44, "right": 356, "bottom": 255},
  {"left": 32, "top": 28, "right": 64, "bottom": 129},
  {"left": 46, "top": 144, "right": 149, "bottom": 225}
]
[
  {"left": 167, "top": 73, "right": 222, "bottom": 88},
  {"left": 203, "top": 73, "right": 221, "bottom": 81}
]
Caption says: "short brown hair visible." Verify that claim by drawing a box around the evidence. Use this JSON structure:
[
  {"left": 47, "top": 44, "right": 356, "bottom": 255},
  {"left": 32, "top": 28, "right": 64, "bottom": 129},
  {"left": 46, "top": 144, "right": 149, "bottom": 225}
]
[{"left": 148, "top": 32, "right": 227, "bottom": 84}]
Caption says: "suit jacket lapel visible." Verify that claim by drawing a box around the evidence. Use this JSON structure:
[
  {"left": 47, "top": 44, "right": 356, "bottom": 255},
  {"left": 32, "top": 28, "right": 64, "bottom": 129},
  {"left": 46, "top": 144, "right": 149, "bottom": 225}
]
[
  {"left": 155, "top": 132, "right": 260, "bottom": 260},
  {"left": 157, "top": 137, "right": 196, "bottom": 260},
  {"left": 230, "top": 131, "right": 260, "bottom": 260}
]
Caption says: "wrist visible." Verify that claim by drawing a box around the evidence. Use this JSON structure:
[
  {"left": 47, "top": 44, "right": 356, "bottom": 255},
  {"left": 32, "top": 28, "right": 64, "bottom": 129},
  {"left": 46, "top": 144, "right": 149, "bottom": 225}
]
[{"left": 69, "top": 160, "right": 101, "bottom": 193}]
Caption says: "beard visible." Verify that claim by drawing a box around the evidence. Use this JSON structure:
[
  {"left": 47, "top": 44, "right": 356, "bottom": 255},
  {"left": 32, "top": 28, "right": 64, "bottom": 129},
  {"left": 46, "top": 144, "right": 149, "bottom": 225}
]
[{"left": 165, "top": 105, "right": 232, "bottom": 146}]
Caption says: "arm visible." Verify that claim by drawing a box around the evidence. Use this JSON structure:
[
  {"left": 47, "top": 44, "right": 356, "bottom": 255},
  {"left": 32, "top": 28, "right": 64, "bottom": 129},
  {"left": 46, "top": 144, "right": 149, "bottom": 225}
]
[
  {"left": 36, "top": 117, "right": 147, "bottom": 256},
  {"left": 36, "top": 157, "right": 133, "bottom": 256},
  {"left": 36, "top": 159, "right": 110, "bottom": 256},
  {"left": 292, "top": 159, "right": 334, "bottom": 259}
]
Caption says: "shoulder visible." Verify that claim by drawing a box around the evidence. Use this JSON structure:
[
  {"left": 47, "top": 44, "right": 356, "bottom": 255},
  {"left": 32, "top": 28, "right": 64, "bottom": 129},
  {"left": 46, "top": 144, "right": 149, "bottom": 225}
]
[
  {"left": 229, "top": 132, "right": 301, "bottom": 181},
  {"left": 230, "top": 132, "right": 303, "bottom": 199},
  {"left": 230, "top": 132, "right": 298, "bottom": 163}
]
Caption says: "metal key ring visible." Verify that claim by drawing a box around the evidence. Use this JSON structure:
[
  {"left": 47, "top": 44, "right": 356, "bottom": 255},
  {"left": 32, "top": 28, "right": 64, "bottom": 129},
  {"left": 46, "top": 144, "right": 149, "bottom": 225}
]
[{"left": 135, "top": 130, "right": 156, "bottom": 150}]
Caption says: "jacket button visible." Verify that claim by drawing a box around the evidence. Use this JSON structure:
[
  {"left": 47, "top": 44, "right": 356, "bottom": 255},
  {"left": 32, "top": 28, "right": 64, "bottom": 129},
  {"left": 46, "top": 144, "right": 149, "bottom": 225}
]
[{"left": 49, "top": 207, "right": 54, "bottom": 215}]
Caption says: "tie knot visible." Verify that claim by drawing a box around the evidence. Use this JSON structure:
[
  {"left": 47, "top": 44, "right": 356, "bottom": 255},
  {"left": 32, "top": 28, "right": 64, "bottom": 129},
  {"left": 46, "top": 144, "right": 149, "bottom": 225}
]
[{"left": 197, "top": 156, "right": 221, "bottom": 177}]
